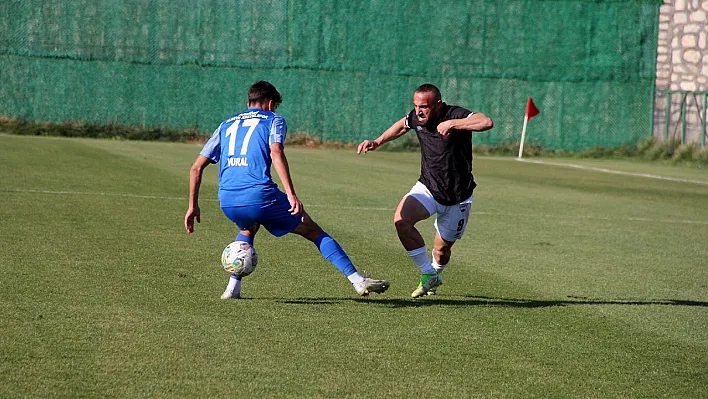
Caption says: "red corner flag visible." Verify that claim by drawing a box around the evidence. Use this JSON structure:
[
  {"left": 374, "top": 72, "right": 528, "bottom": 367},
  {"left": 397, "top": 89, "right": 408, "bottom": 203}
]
[
  {"left": 519, "top": 97, "right": 540, "bottom": 158},
  {"left": 526, "top": 97, "right": 540, "bottom": 120}
]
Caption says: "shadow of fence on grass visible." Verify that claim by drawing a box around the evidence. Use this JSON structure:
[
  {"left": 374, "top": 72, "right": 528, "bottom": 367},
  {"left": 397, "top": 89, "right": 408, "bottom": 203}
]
[{"left": 278, "top": 296, "right": 708, "bottom": 309}]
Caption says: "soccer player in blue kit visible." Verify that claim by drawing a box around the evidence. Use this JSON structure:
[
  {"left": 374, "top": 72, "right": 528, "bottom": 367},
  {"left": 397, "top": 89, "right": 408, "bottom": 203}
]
[{"left": 185, "top": 81, "right": 389, "bottom": 299}]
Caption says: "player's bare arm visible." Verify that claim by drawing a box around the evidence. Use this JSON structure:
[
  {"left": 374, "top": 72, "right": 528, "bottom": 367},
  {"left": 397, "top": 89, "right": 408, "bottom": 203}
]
[
  {"left": 185, "top": 154, "right": 211, "bottom": 233},
  {"left": 357, "top": 117, "right": 409, "bottom": 154},
  {"left": 437, "top": 112, "right": 494, "bottom": 137},
  {"left": 270, "top": 142, "right": 303, "bottom": 216}
]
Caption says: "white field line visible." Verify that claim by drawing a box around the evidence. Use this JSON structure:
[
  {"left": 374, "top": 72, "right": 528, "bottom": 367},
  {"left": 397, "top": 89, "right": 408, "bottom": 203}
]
[
  {"left": 505, "top": 158, "right": 708, "bottom": 185},
  {"left": 2, "top": 188, "right": 194, "bottom": 201},
  {"left": 3, "top": 188, "right": 707, "bottom": 225},
  {"left": 471, "top": 211, "right": 708, "bottom": 225}
]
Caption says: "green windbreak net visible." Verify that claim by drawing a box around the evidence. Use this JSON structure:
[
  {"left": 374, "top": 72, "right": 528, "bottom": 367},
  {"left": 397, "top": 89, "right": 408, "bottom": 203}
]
[{"left": 0, "top": 0, "right": 660, "bottom": 150}]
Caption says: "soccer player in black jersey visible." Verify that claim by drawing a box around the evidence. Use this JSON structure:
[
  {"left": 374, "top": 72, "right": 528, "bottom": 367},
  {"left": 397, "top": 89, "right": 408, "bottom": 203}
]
[{"left": 357, "top": 84, "right": 493, "bottom": 297}]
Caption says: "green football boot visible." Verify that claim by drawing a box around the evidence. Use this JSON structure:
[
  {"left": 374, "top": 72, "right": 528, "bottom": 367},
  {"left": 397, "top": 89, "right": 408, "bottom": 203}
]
[
  {"left": 411, "top": 273, "right": 439, "bottom": 298},
  {"left": 426, "top": 271, "right": 443, "bottom": 295}
]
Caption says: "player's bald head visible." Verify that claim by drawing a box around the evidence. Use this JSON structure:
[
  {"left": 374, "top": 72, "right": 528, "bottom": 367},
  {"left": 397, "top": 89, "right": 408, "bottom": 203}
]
[{"left": 414, "top": 84, "right": 441, "bottom": 102}]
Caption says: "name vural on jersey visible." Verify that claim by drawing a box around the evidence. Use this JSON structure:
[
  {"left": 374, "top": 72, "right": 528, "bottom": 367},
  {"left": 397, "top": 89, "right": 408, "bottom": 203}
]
[
  {"left": 199, "top": 108, "right": 288, "bottom": 207},
  {"left": 227, "top": 157, "right": 249, "bottom": 167}
]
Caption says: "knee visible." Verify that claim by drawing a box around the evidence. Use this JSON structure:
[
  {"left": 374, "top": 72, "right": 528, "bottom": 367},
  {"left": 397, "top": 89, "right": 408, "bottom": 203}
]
[
  {"left": 296, "top": 215, "right": 324, "bottom": 242},
  {"left": 393, "top": 215, "right": 414, "bottom": 232},
  {"left": 302, "top": 226, "right": 323, "bottom": 242},
  {"left": 304, "top": 230, "right": 321, "bottom": 242}
]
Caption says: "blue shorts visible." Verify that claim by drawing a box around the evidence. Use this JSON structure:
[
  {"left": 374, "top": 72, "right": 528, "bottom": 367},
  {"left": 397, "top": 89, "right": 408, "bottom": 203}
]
[{"left": 220, "top": 190, "right": 301, "bottom": 237}]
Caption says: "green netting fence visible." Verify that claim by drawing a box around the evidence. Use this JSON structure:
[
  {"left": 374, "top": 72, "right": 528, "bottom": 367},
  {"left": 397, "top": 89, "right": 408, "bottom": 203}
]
[{"left": 0, "top": 0, "right": 661, "bottom": 150}]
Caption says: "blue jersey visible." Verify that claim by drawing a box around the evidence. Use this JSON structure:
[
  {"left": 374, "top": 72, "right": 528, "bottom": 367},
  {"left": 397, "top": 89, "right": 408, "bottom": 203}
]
[{"left": 200, "top": 108, "right": 287, "bottom": 207}]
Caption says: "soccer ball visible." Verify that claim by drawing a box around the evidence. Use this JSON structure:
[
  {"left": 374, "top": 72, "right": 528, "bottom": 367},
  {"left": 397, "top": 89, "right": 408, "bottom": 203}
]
[{"left": 221, "top": 241, "right": 258, "bottom": 277}]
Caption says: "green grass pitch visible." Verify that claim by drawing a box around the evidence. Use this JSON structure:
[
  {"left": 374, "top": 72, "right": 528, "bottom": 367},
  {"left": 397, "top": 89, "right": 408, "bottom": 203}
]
[{"left": 1, "top": 134, "right": 707, "bottom": 398}]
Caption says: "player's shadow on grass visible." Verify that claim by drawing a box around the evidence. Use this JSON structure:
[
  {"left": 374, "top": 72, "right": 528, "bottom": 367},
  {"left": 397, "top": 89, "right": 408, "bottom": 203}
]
[{"left": 279, "top": 296, "right": 708, "bottom": 308}]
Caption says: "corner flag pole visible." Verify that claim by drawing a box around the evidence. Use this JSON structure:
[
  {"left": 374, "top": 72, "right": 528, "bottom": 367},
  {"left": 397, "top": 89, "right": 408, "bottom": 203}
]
[
  {"left": 519, "top": 97, "right": 539, "bottom": 159},
  {"left": 518, "top": 114, "right": 529, "bottom": 159}
]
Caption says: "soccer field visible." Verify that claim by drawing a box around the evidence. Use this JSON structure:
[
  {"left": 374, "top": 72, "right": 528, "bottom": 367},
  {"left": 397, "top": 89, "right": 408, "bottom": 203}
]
[{"left": 1, "top": 134, "right": 707, "bottom": 398}]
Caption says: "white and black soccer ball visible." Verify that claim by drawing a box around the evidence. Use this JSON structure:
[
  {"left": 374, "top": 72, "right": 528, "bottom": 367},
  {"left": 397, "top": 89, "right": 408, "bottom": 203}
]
[{"left": 221, "top": 241, "right": 258, "bottom": 277}]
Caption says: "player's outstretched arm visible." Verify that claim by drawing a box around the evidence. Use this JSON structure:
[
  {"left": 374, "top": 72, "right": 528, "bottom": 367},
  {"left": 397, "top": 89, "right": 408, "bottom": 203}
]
[
  {"left": 185, "top": 155, "right": 210, "bottom": 233},
  {"left": 437, "top": 112, "right": 493, "bottom": 137},
  {"left": 270, "top": 143, "right": 304, "bottom": 216},
  {"left": 357, "top": 117, "right": 409, "bottom": 154}
]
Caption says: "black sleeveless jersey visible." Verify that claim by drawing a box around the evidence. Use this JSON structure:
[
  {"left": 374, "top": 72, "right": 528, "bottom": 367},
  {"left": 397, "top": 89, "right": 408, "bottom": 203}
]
[{"left": 405, "top": 103, "right": 476, "bottom": 205}]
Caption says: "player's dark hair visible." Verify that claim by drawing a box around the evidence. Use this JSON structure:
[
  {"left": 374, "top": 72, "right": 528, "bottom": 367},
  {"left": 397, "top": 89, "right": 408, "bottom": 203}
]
[
  {"left": 415, "top": 84, "right": 441, "bottom": 101},
  {"left": 248, "top": 81, "right": 282, "bottom": 105}
]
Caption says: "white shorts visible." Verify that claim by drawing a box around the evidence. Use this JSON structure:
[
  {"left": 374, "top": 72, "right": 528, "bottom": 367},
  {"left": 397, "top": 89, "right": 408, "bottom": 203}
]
[{"left": 406, "top": 181, "right": 473, "bottom": 242}]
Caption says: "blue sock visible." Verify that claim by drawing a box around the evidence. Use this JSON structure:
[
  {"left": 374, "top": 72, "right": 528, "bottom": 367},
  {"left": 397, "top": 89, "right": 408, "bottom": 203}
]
[
  {"left": 235, "top": 232, "right": 253, "bottom": 245},
  {"left": 314, "top": 233, "right": 357, "bottom": 277},
  {"left": 231, "top": 233, "right": 250, "bottom": 282}
]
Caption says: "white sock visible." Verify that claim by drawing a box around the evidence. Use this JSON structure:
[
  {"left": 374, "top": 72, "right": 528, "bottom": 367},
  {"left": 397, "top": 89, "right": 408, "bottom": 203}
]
[
  {"left": 408, "top": 246, "right": 436, "bottom": 274},
  {"left": 226, "top": 275, "right": 241, "bottom": 293},
  {"left": 431, "top": 249, "right": 447, "bottom": 273},
  {"left": 347, "top": 272, "right": 365, "bottom": 285}
]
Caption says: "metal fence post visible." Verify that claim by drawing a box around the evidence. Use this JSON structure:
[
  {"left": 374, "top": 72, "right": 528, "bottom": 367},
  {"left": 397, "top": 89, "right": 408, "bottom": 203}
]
[
  {"left": 703, "top": 93, "right": 707, "bottom": 148},
  {"left": 664, "top": 90, "right": 671, "bottom": 143},
  {"left": 680, "top": 92, "right": 687, "bottom": 145}
]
